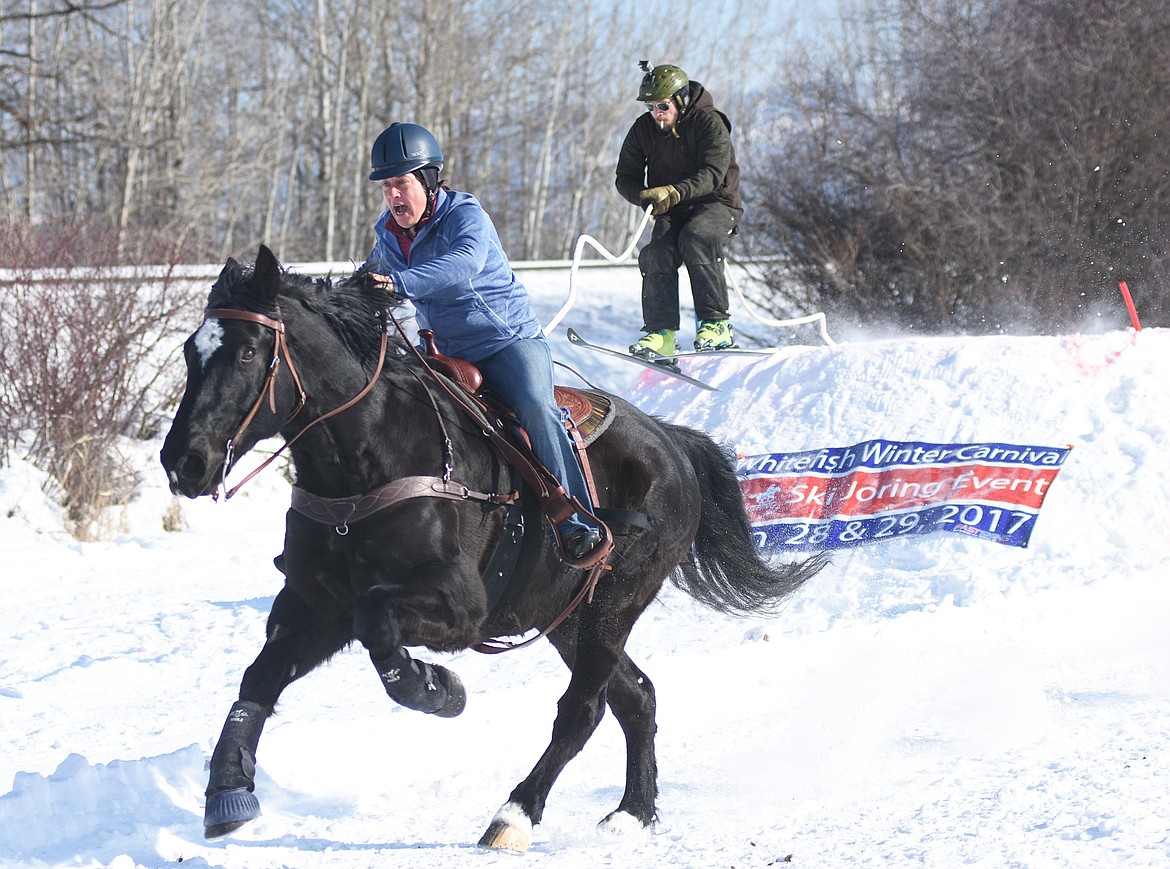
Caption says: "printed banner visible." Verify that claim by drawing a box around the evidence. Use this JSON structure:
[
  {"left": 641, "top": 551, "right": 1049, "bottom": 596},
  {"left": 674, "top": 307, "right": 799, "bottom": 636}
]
[{"left": 737, "top": 439, "right": 1071, "bottom": 551}]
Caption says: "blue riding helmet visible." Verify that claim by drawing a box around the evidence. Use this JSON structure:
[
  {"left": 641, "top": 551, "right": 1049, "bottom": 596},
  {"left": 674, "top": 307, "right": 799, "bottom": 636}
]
[{"left": 369, "top": 123, "right": 444, "bottom": 181}]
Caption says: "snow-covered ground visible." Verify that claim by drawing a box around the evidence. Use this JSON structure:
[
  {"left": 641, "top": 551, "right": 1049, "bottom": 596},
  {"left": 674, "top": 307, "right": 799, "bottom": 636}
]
[{"left": 2, "top": 263, "right": 1168, "bottom": 868}]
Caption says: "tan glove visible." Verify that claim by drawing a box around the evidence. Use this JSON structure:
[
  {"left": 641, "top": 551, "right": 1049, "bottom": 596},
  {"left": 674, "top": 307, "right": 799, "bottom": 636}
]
[{"left": 639, "top": 184, "right": 681, "bottom": 216}]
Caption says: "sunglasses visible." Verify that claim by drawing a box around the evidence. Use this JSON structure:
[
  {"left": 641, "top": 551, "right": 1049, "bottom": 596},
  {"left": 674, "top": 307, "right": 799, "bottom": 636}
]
[{"left": 645, "top": 102, "right": 672, "bottom": 112}]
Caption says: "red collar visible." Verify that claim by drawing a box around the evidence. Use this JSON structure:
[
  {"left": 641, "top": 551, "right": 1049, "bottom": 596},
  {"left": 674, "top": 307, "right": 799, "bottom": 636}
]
[
  {"left": 384, "top": 212, "right": 430, "bottom": 239},
  {"left": 385, "top": 212, "right": 431, "bottom": 258}
]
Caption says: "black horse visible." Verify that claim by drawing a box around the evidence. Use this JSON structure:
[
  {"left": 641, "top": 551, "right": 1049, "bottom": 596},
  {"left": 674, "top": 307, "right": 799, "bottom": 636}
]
[{"left": 160, "top": 244, "right": 824, "bottom": 851}]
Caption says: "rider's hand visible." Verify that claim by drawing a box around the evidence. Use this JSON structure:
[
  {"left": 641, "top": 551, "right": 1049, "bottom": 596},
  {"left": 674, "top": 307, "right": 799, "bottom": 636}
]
[
  {"left": 639, "top": 185, "right": 681, "bottom": 215},
  {"left": 370, "top": 273, "right": 399, "bottom": 298}
]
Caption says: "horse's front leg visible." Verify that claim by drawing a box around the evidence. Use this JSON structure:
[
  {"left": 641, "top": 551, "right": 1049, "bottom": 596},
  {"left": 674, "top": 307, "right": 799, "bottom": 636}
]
[
  {"left": 204, "top": 586, "right": 346, "bottom": 838},
  {"left": 352, "top": 583, "right": 467, "bottom": 718},
  {"left": 350, "top": 503, "right": 491, "bottom": 718}
]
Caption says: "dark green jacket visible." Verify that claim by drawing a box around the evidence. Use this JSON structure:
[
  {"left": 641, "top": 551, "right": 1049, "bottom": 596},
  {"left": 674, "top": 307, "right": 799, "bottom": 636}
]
[{"left": 615, "top": 81, "right": 741, "bottom": 211}]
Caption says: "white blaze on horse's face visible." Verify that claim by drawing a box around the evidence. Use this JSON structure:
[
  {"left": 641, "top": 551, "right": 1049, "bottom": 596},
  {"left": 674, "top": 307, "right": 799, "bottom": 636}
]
[{"left": 194, "top": 319, "right": 224, "bottom": 371}]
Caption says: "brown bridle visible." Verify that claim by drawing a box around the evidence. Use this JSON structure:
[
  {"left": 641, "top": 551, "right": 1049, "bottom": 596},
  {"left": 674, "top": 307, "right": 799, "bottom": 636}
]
[{"left": 203, "top": 306, "right": 388, "bottom": 500}]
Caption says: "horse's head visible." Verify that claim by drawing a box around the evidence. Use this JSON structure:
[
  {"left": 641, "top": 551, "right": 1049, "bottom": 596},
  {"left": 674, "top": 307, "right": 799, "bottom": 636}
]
[{"left": 160, "top": 245, "right": 301, "bottom": 498}]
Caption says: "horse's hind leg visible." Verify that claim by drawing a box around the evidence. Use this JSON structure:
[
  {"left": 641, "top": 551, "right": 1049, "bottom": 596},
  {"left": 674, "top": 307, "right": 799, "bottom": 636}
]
[
  {"left": 598, "top": 653, "right": 658, "bottom": 832},
  {"left": 478, "top": 607, "right": 649, "bottom": 852},
  {"left": 541, "top": 638, "right": 659, "bottom": 832},
  {"left": 204, "top": 587, "right": 347, "bottom": 838}
]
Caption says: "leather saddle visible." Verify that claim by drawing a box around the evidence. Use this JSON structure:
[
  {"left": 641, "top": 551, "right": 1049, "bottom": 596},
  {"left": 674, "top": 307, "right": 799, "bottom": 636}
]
[{"left": 419, "top": 330, "right": 614, "bottom": 446}]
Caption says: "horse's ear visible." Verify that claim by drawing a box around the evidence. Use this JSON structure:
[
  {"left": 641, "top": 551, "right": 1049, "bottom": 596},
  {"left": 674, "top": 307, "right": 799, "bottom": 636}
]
[
  {"left": 208, "top": 257, "right": 242, "bottom": 306},
  {"left": 253, "top": 244, "right": 283, "bottom": 306},
  {"left": 212, "top": 257, "right": 241, "bottom": 292}
]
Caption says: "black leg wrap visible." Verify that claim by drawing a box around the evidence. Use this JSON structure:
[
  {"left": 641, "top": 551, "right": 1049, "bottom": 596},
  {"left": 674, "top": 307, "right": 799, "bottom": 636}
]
[
  {"left": 204, "top": 700, "right": 267, "bottom": 838},
  {"left": 371, "top": 647, "right": 466, "bottom": 718}
]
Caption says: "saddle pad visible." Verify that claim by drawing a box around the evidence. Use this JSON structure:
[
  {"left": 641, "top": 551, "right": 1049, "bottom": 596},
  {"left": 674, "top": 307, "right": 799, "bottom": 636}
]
[{"left": 554, "top": 386, "right": 615, "bottom": 447}]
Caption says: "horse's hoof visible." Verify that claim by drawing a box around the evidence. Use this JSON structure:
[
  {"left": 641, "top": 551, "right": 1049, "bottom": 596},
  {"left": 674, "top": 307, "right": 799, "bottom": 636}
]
[
  {"left": 204, "top": 787, "right": 261, "bottom": 839},
  {"left": 478, "top": 802, "right": 532, "bottom": 853},
  {"left": 598, "top": 809, "right": 650, "bottom": 836},
  {"left": 431, "top": 666, "right": 466, "bottom": 718}
]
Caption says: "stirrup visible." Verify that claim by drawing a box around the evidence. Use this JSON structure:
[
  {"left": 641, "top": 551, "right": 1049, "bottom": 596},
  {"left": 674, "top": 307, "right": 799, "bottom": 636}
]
[
  {"left": 554, "top": 519, "right": 613, "bottom": 569},
  {"left": 564, "top": 527, "right": 602, "bottom": 560}
]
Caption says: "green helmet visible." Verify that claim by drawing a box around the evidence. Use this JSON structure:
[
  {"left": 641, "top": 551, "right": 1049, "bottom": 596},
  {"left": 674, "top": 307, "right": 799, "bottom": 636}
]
[{"left": 636, "top": 63, "right": 689, "bottom": 103}]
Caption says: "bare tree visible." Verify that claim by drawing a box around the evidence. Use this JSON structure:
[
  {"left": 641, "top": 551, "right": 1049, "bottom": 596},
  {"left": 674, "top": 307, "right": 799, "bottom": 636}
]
[
  {"left": 750, "top": 0, "right": 1170, "bottom": 333},
  {"left": 1, "top": 0, "right": 797, "bottom": 265}
]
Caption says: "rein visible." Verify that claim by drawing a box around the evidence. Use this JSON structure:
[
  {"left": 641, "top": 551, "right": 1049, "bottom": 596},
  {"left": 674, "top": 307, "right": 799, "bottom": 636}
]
[{"left": 204, "top": 306, "right": 389, "bottom": 500}]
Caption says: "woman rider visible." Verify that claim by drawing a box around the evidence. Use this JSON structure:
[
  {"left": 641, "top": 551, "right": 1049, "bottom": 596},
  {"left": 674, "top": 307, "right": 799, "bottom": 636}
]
[{"left": 362, "top": 122, "right": 604, "bottom": 562}]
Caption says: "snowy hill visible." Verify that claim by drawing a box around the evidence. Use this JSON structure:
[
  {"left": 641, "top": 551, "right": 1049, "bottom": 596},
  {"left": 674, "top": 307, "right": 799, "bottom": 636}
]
[{"left": 2, "top": 264, "right": 1168, "bottom": 868}]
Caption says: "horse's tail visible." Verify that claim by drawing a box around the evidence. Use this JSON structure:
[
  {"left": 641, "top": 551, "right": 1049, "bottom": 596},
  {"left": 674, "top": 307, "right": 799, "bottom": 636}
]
[{"left": 666, "top": 423, "right": 828, "bottom": 616}]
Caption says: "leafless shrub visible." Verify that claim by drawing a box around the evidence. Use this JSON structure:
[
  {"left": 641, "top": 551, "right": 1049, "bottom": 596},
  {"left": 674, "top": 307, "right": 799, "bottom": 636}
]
[
  {"left": 0, "top": 221, "right": 202, "bottom": 539},
  {"left": 162, "top": 498, "right": 186, "bottom": 533}
]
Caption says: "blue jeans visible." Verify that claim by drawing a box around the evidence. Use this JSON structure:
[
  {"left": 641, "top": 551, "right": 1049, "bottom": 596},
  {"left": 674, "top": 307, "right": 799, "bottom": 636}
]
[{"left": 477, "top": 336, "right": 596, "bottom": 536}]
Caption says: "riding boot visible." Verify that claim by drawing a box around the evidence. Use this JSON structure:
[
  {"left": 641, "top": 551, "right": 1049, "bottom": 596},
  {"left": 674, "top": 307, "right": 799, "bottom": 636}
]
[
  {"left": 685, "top": 261, "right": 731, "bottom": 324},
  {"left": 639, "top": 272, "right": 681, "bottom": 332},
  {"left": 370, "top": 646, "right": 467, "bottom": 718}
]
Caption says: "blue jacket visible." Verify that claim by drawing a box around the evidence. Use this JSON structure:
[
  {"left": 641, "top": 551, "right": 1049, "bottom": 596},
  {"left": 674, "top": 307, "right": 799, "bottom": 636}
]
[{"left": 364, "top": 188, "right": 542, "bottom": 364}]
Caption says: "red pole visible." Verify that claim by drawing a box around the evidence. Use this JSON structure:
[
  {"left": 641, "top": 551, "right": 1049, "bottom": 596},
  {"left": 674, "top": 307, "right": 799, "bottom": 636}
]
[{"left": 1118, "top": 281, "right": 1142, "bottom": 331}]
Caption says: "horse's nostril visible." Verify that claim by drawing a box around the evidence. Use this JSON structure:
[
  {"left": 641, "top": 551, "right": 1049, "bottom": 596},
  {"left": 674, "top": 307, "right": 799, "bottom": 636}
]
[{"left": 178, "top": 453, "right": 207, "bottom": 482}]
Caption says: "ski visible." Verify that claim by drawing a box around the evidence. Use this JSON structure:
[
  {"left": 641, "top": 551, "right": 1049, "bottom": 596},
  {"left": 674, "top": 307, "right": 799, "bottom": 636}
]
[
  {"left": 565, "top": 328, "right": 718, "bottom": 391},
  {"left": 658, "top": 345, "right": 776, "bottom": 360}
]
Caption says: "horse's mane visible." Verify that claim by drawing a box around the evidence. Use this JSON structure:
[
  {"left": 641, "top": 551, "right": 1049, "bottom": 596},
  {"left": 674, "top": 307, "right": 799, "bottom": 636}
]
[
  {"left": 301, "top": 266, "right": 409, "bottom": 364},
  {"left": 208, "top": 258, "right": 411, "bottom": 367}
]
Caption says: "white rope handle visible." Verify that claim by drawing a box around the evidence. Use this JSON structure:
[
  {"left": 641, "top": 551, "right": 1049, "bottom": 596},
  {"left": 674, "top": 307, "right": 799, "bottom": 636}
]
[
  {"left": 542, "top": 206, "right": 654, "bottom": 335},
  {"left": 726, "top": 265, "right": 837, "bottom": 346}
]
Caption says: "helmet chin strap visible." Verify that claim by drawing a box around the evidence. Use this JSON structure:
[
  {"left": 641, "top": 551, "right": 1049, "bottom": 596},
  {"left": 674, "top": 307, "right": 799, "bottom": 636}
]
[
  {"left": 413, "top": 167, "right": 440, "bottom": 225},
  {"left": 397, "top": 171, "right": 439, "bottom": 237}
]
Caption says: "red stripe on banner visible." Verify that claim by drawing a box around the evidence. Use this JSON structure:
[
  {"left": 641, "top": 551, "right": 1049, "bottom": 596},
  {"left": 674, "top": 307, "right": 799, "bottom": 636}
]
[{"left": 740, "top": 463, "right": 1060, "bottom": 522}]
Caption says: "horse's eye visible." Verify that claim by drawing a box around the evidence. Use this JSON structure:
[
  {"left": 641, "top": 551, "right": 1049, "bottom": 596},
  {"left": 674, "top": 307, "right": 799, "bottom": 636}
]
[{"left": 240, "top": 347, "right": 257, "bottom": 363}]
